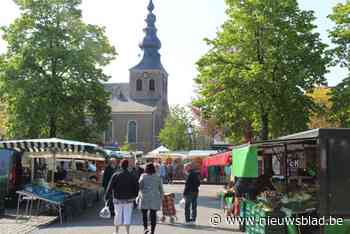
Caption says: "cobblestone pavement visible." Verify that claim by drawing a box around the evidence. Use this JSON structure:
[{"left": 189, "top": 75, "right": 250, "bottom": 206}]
[
  {"left": 0, "top": 212, "right": 56, "bottom": 234},
  {"left": 33, "top": 184, "right": 242, "bottom": 234}
]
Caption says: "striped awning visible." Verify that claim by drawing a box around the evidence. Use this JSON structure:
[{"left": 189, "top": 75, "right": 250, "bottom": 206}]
[{"left": 0, "top": 138, "right": 98, "bottom": 153}]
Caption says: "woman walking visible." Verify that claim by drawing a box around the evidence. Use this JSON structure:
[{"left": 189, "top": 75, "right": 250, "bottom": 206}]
[
  {"left": 105, "top": 159, "right": 139, "bottom": 234},
  {"left": 139, "top": 163, "right": 164, "bottom": 234}
]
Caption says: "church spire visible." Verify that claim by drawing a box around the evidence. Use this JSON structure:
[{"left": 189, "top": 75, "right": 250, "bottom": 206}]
[{"left": 131, "top": 0, "right": 164, "bottom": 70}]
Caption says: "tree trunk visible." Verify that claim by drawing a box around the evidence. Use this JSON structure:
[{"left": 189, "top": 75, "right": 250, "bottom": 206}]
[
  {"left": 49, "top": 115, "right": 56, "bottom": 138},
  {"left": 243, "top": 122, "right": 253, "bottom": 143},
  {"left": 260, "top": 112, "right": 269, "bottom": 140}
]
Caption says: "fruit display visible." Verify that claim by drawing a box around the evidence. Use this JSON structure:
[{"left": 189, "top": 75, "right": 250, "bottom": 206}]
[
  {"left": 257, "top": 190, "right": 283, "bottom": 210},
  {"left": 54, "top": 184, "right": 81, "bottom": 195},
  {"left": 280, "top": 190, "right": 317, "bottom": 211},
  {"left": 281, "top": 191, "right": 312, "bottom": 204}
]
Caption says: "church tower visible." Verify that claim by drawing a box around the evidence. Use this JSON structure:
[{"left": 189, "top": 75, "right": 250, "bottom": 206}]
[{"left": 129, "top": 0, "right": 168, "bottom": 106}]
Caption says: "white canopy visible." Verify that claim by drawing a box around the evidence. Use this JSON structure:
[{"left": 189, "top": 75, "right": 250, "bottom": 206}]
[
  {"left": 144, "top": 151, "right": 188, "bottom": 159},
  {"left": 149, "top": 145, "right": 170, "bottom": 155}
]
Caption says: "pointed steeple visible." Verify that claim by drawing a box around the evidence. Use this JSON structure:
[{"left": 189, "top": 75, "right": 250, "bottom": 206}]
[{"left": 131, "top": 0, "right": 164, "bottom": 70}]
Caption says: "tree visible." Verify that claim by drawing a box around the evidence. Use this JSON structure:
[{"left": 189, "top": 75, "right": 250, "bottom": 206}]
[
  {"left": 159, "top": 105, "right": 194, "bottom": 151},
  {"left": 194, "top": 0, "right": 329, "bottom": 142},
  {"left": 0, "top": 0, "right": 116, "bottom": 141},
  {"left": 329, "top": 1, "right": 350, "bottom": 127},
  {"left": 120, "top": 139, "right": 131, "bottom": 152},
  {"left": 0, "top": 102, "right": 7, "bottom": 138},
  {"left": 307, "top": 87, "right": 338, "bottom": 129}
]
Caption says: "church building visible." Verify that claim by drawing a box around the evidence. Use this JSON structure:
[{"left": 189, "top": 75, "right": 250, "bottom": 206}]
[{"left": 104, "top": 0, "right": 169, "bottom": 153}]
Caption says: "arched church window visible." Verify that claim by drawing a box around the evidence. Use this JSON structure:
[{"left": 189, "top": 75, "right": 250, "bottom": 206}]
[
  {"left": 136, "top": 79, "right": 142, "bottom": 91},
  {"left": 149, "top": 79, "right": 155, "bottom": 91},
  {"left": 127, "top": 120, "right": 137, "bottom": 143}
]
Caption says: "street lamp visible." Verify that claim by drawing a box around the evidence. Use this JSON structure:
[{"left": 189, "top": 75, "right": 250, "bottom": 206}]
[{"left": 187, "top": 125, "right": 193, "bottom": 150}]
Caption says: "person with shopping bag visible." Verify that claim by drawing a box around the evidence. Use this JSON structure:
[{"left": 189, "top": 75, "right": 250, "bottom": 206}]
[
  {"left": 103, "top": 158, "right": 116, "bottom": 217},
  {"left": 183, "top": 163, "right": 201, "bottom": 225},
  {"left": 104, "top": 159, "right": 139, "bottom": 234},
  {"left": 138, "top": 163, "right": 164, "bottom": 234}
]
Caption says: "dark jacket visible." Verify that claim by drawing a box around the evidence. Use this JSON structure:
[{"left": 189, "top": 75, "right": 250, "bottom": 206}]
[
  {"left": 105, "top": 169, "right": 139, "bottom": 201},
  {"left": 183, "top": 170, "right": 201, "bottom": 196},
  {"left": 132, "top": 166, "right": 144, "bottom": 181},
  {"left": 102, "top": 165, "right": 115, "bottom": 189},
  {"left": 234, "top": 178, "right": 257, "bottom": 199}
]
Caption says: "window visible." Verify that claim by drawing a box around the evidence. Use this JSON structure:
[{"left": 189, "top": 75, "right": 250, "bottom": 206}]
[
  {"left": 149, "top": 79, "right": 155, "bottom": 91},
  {"left": 127, "top": 121, "right": 137, "bottom": 143},
  {"left": 136, "top": 79, "right": 142, "bottom": 91}
]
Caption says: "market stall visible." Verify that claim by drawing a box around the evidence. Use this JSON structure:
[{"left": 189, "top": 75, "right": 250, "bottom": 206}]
[
  {"left": 186, "top": 150, "right": 218, "bottom": 176},
  {"left": 0, "top": 138, "right": 105, "bottom": 223},
  {"left": 233, "top": 128, "right": 350, "bottom": 234},
  {"left": 202, "top": 151, "right": 232, "bottom": 184}
]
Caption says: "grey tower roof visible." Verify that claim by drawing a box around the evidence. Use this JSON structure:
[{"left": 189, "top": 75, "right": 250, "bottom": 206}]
[
  {"left": 105, "top": 83, "right": 157, "bottom": 113},
  {"left": 131, "top": 0, "right": 165, "bottom": 71}
]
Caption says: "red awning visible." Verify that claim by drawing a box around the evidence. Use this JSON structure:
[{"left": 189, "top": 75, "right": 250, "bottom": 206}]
[{"left": 205, "top": 151, "right": 232, "bottom": 166}]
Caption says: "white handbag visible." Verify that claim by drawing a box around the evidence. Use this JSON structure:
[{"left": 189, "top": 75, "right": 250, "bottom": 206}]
[
  {"left": 135, "top": 195, "right": 142, "bottom": 210},
  {"left": 99, "top": 202, "right": 111, "bottom": 219},
  {"left": 179, "top": 198, "right": 186, "bottom": 209}
]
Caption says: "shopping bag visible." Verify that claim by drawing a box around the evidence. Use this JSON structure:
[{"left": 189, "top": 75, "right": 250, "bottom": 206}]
[
  {"left": 135, "top": 195, "right": 142, "bottom": 210},
  {"left": 179, "top": 198, "right": 186, "bottom": 209},
  {"left": 99, "top": 203, "right": 111, "bottom": 219}
]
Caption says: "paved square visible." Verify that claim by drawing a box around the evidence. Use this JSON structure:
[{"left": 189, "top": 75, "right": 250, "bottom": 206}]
[{"left": 33, "top": 184, "right": 242, "bottom": 234}]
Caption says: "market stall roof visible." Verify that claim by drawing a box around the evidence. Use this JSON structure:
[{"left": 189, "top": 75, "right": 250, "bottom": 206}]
[
  {"left": 0, "top": 138, "right": 99, "bottom": 153},
  {"left": 29, "top": 153, "right": 105, "bottom": 161},
  {"left": 149, "top": 145, "right": 170, "bottom": 155},
  {"left": 143, "top": 151, "right": 188, "bottom": 159},
  {"left": 104, "top": 150, "right": 133, "bottom": 158},
  {"left": 277, "top": 128, "right": 320, "bottom": 140},
  {"left": 205, "top": 151, "right": 231, "bottom": 166},
  {"left": 187, "top": 150, "right": 218, "bottom": 158}
]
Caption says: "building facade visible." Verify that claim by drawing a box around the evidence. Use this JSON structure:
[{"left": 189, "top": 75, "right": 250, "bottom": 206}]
[{"left": 104, "top": 0, "right": 169, "bottom": 153}]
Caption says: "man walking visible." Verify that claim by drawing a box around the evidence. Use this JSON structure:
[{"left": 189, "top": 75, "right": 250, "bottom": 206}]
[
  {"left": 183, "top": 163, "right": 201, "bottom": 225},
  {"left": 159, "top": 161, "right": 167, "bottom": 184},
  {"left": 105, "top": 159, "right": 139, "bottom": 234},
  {"left": 167, "top": 163, "right": 174, "bottom": 184},
  {"left": 102, "top": 158, "right": 116, "bottom": 217}
]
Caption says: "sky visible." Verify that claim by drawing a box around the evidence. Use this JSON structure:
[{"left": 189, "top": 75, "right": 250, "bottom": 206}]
[{"left": 0, "top": 0, "right": 347, "bottom": 106}]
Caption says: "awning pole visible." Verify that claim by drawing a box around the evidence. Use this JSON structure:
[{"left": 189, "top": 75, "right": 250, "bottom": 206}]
[
  {"left": 31, "top": 158, "right": 34, "bottom": 182},
  {"left": 51, "top": 149, "right": 56, "bottom": 187}
]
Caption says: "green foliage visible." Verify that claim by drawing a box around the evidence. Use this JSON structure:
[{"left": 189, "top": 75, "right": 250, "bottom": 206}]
[
  {"left": 120, "top": 139, "right": 131, "bottom": 152},
  {"left": 159, "top": 105, "right": 194, "bottom": 151},
  {"left": 0, "top": 0, "right": 116, "bottom": 141},
  {"left": 194, "top": 0, "right": 329, "bottom": 141},
  {"left": 329, "top": 1, "right": 350, "bottom": 68},
  {"left": 329, "top": 1, "right": 350, "bottom": 126},
  {"left": 308, "top": 87, "right": 338, "bottom": 129}
]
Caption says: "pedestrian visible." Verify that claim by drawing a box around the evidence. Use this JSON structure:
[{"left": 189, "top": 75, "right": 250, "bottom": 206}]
[
  {"left": 132, "top": 160, "right": 144, "bottom": 181},
  {"left": 139, "top": 163, "right": 164, "bottom": 234},
  {"left": 159, "top": 161, "right": 167, "bottom": 183},
  {"left": 166, "top": 163, "right": 174, "bottom": 184},
  {"left": 183, "top": 163, "right": 201, "bottom": 225},
  {"left": 103, "top": 158, "right": 116, "bottom": 217},
  {"left": 105, "top": 159, "right": 139, "bottom": 234}
]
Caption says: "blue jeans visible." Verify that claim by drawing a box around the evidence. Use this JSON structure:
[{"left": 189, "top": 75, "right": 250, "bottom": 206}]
[{"left": 185, "top": 192, "right": 198, "bottom": 222}]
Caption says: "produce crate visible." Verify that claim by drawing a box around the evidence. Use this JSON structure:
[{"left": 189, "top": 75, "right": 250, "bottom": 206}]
[
  {"left": 241, "top": 199, "right": 287, "bottom": 234},
  {"left": 325, "top": 219, "right": 350, "bottom": 234}
]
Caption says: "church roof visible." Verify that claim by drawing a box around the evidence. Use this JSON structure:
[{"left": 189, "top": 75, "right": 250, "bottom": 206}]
[
  {"left": 105, "top": 83, "right": 157, "bottom": 113},
  {"left": 131, "top": 0, "right": 165, "bottom": 71}
]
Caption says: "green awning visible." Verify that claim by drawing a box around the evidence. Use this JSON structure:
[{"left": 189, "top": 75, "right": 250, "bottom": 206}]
[{"left": 232, "top": 145, "right": 258, "bottom": 178}]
